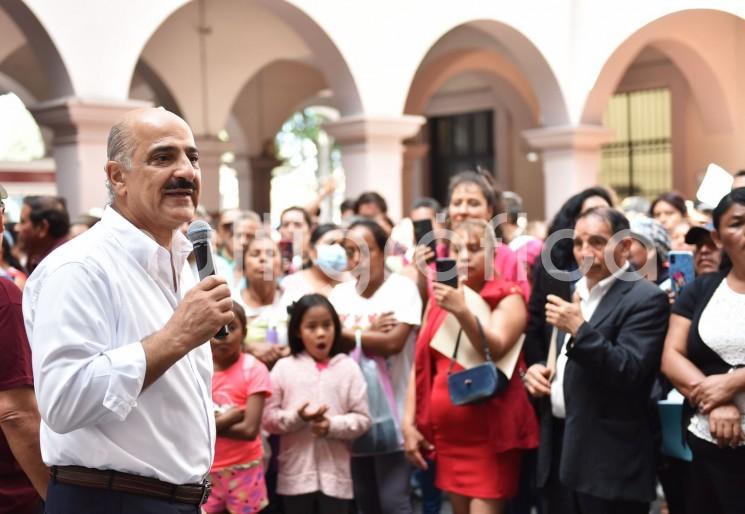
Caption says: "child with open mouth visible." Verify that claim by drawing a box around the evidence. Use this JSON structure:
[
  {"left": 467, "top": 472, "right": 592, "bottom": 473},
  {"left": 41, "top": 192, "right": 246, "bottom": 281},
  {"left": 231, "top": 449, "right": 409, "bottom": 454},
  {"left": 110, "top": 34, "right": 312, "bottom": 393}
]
[{"left": 263, "top": 294, "right": 371, "bottom": 514}]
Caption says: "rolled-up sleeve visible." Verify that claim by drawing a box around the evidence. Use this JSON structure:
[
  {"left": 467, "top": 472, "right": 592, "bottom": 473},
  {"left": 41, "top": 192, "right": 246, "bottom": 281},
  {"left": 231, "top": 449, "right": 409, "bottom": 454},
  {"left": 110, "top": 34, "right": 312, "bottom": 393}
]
[{"left": 26, "top": 262, "right": 147, "bottom": 434}]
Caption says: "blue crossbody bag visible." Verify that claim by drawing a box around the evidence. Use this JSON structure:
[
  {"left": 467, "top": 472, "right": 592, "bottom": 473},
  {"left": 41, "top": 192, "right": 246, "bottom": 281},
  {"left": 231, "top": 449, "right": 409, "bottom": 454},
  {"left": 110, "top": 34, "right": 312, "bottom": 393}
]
[{"left": 447, "top": 318, "right": 509, "bottom": 406}]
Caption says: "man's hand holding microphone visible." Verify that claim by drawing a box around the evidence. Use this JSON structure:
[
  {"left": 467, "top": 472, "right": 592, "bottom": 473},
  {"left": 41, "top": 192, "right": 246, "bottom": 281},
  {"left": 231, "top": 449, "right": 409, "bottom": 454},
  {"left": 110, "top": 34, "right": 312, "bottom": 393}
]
[{"left": 141, "top": 221, "right": 234, "bottom": 389}]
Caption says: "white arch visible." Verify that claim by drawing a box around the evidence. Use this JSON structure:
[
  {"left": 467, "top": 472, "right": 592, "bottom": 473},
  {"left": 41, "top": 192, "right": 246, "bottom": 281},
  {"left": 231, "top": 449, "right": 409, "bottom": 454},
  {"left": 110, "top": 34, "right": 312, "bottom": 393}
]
[
  {"left": 128, "top": 0, "right": 361, "bottom": 135},
  {"left": 580, "top": 9, "right": 742, "bottom": 134},
  {"left": 1, "top": 0, "right": 73, "bottom": 98},
  {"left": 403, "top": 19, "right": 568, "bottom": 125}
]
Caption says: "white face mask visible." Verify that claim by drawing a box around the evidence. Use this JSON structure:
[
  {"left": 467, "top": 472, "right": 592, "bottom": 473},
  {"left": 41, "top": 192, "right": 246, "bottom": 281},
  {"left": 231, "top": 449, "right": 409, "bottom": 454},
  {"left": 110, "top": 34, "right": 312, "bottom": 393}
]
[{"left": 314, "top": 243, "right": 348, "bottom": 274}]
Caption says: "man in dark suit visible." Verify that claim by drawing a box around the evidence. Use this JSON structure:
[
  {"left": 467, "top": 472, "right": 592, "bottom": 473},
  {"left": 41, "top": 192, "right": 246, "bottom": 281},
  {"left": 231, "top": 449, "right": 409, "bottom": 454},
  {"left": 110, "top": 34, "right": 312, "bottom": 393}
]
[{"left": 523, "top": 207, "right": 669, "bottom": 514}]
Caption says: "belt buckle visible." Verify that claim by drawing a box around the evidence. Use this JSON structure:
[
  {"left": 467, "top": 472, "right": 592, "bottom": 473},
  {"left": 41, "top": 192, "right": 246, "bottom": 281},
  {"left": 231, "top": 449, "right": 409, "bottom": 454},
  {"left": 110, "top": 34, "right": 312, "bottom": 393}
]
[{"left": 199, "top": 481, "right": 212, "bottom": 505}]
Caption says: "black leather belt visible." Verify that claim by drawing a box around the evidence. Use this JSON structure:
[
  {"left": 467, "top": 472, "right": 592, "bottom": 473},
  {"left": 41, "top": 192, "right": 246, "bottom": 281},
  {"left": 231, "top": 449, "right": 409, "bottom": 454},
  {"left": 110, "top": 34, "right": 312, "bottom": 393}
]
[{"left": 51, "top": 465, "right": 211, "bottom": 506}]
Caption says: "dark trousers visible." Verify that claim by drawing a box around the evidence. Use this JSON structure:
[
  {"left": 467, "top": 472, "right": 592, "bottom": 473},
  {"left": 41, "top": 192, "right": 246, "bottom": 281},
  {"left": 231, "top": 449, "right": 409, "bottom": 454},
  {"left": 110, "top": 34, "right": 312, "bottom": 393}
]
[
  {"left": 543, "top": 418, "right": 648, "bottom": 514},
  {"left": 44, "top": 481, "right": 200, "bottom": 514},
  {"left": 283, "top": 492, "right": 350, "bottom": 514},
  {"left": 688, "top": 433, "right": 745, "bottom": 514},
  {"left": 657, "top": 455, "right": 692, "bottom": 514},
  {"left": 506, "top": 449, "right": 542, "bottom": 514},
  {"left": 263, "top": 435, "right": 283, "bottom": 513},
  {"left": 413, "top": 459, "right": 441, "bottom": 514},
  {"left": 351, "top": 451, "right": 412, "bottom": 514}
]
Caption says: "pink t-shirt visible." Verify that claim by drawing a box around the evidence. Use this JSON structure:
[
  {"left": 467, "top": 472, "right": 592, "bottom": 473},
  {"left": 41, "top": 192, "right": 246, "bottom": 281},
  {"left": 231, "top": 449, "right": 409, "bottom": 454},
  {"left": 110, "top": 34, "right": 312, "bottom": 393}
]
[{"left": 212, "top": 353, "right": 271, "bottom": 470}]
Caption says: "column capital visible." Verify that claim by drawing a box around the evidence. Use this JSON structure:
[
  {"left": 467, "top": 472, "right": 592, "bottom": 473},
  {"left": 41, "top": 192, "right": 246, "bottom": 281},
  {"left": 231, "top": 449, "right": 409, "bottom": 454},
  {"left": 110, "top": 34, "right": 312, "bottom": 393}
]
[
  {"left": 248, "top": 154, "right": 282, "bottom": 172},
  {"left": 324, "top": 115, "right": 425, "bottom": 145},
  {"left": 403, "top": 141, "right": 430, "bottom": 159},
  {"left": 31, "top": 97, "right": 151, "bottom": 144},
  {"left": 522, "top": 124, "right": 615, "bottom": 152},
  {"left": 194, "top": 134, "right": 232, "bottom": 156}
]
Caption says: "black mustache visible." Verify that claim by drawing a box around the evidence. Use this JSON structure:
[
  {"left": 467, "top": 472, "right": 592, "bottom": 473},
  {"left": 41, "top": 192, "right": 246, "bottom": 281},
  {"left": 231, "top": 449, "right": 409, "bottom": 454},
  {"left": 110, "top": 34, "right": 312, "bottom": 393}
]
[{"left": 164, "top": 178, "right": 196, "bottom": 192}]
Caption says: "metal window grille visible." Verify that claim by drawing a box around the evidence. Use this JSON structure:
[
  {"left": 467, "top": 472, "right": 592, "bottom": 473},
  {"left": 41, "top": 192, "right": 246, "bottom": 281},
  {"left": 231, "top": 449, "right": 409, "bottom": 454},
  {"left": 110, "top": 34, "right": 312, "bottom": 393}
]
[
  {"left": 428, "top": 110, "right": 495, "bottom": 204},
  {"left": 600, "top": 88, "right": 672, "bottom": 199}
]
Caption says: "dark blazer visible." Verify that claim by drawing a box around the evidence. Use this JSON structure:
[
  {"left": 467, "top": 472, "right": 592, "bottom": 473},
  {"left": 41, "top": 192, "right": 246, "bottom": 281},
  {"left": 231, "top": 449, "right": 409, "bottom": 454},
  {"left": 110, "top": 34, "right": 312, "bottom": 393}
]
[{"left": 536, "top": 273, "right": 669, "bottom": 503}]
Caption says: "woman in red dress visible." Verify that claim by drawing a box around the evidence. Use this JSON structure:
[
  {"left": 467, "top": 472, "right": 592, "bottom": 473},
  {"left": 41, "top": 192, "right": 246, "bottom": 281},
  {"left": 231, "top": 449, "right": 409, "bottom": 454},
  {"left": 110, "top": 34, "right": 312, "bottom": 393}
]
[{"left": 403, "top": 219, "right": 539, "bottom": 514}]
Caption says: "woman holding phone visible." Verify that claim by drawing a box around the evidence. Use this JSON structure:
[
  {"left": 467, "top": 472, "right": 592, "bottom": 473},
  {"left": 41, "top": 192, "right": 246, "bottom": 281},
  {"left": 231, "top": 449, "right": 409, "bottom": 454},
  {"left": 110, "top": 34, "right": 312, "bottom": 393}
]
[
  {"left": 412, "top": 170, "right": 531, "bottom": 304},
  {"left": 661, "top": 187, "right": 745, "bottom": 514},
  {"left": 403, "top": 219, "right": 538, "bottom": 514}
]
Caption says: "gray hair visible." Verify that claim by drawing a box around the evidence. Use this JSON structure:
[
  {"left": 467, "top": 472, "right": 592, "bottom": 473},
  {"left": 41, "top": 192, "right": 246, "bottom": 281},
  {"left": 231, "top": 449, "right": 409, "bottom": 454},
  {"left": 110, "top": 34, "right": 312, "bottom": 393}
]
[
  {"left": 238, "top": 210, "right": 262, "bottom": 224},
  {"left": 105, "top": 120, "right": 135, "bottom": 203}
]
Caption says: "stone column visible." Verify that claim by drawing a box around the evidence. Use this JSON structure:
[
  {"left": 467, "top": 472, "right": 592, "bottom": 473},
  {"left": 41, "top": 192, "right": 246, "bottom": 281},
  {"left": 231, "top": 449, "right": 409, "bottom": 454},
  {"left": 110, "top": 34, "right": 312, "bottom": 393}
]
[
  {"left": 194, "top": 135, "right": 230, "bottom": 215},
  {"left": 232, "top": 153, "right": 252, "bottom": 210},
  {"left": 522, "top": 125, "right": 615, "bottom": 220},
  {"left": 31, "top": 97, "right": 150, "bottom": 218},
  {"left": 402, "top": 141, "right": 430, "bottom": 213},
  {"left": 324, "top": 115, "right": 425, "bottom": 220},
  {"left": 248, "top": 155, "right": 281, "bottom": 218}
]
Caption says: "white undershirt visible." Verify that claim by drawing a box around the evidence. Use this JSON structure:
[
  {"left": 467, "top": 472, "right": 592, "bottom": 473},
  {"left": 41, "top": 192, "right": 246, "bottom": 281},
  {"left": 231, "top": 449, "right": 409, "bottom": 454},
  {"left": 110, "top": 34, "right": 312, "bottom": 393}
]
[
  {"left": 689, "top": 278, "right": 745, "bottom": 445},
  {"left": 551, "top": 263, "right": 628, "bottom": 418}
]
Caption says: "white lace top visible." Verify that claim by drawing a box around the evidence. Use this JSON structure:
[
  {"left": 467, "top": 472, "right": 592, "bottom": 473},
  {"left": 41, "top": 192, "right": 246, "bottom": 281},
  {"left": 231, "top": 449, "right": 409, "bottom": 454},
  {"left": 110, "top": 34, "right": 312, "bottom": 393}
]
[{"left": 689, "top": 279, "right": 745, "bottom": 445}]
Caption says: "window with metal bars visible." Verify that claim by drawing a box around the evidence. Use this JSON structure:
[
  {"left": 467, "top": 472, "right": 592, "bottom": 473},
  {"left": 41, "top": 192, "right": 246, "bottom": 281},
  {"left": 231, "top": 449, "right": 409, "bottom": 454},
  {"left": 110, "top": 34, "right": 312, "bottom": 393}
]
[
  {"left": 428, "top": 110, "right": 494, "bottom": 205},
  {"left": 600, "top": 88, "right": 672, "bottom": 199}
]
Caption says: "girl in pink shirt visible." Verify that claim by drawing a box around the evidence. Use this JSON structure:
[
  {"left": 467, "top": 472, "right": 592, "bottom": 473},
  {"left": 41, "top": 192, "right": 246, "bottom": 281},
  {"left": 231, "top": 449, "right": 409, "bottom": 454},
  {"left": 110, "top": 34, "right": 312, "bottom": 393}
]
[
  {"left": 205, "top": 302, "right": 272, "bottom": 514},
  {"left": 263, "top": 294, "right": 371, "bottom": 514}
]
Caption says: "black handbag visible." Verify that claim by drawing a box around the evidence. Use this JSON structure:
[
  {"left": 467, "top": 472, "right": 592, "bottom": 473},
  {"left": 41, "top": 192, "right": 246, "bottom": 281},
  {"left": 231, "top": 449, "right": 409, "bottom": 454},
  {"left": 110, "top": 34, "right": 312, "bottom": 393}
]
[{"left": 447, "top": 318, "right": 508, "bottom": 406}]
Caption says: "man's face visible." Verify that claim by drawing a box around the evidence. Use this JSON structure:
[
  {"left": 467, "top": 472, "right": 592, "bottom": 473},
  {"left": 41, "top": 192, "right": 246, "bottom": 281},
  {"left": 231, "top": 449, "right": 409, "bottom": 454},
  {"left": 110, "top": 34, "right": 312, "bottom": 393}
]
[
  {"left": 573, "top": 215, "right": 629, "bottom": 284},
  {"left": 217, "top": 209, "right": 240, "bottom": 256},
  {"left": 234, "top": 218, "right": 260, "bottom": 256},
  {"left": 279, "top": 209, "right": 309, "bottom": 242},
  {"left": 109, "top": 110, "right": 200, "bottom": 241},
  {"left": 693, "top": 234, "right": 721, "bottom": 275},
  {"left": 16, "top": 204, "right": 45, "bottom": 253}
]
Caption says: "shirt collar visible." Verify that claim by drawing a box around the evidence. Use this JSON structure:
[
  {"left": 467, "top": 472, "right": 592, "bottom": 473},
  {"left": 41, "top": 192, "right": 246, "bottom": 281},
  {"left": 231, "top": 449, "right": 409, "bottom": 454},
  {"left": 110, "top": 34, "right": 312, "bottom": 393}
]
[
  {"left": 102, "top": 206, "right": 193, "bottom": 272},
  {"left": 575, "top": 261, "right": 630, "bottom": 301}
]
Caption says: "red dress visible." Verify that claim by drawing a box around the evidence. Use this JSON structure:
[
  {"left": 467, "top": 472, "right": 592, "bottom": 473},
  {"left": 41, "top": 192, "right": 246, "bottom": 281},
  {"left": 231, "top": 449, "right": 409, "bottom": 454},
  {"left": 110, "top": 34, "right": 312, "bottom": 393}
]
[{"left": 415, "top": 279, "right": 539, "bottom": 499}]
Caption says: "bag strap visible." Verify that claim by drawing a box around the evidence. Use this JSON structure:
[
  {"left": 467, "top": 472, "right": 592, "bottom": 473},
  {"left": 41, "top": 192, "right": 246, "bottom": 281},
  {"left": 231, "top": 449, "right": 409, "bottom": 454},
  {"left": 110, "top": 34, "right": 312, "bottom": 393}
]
[{"left": 447, "top": 317, "right": 491, "bottom": 376}]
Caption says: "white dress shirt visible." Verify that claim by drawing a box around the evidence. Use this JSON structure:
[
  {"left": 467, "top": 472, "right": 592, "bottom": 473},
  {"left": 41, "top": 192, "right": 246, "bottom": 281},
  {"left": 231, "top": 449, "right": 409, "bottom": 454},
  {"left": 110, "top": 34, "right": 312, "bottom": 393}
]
[
  {"left": 23, "top": 206, "right": 215, "bottom": 484},
  {"left": 551, "top": 262, "right": 629, "bottom": 418}
]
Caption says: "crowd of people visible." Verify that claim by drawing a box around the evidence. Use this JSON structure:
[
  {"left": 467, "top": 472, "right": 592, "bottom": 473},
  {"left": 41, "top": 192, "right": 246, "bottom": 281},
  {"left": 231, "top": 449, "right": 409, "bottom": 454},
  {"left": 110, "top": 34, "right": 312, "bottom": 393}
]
[{"left": 1, "top": 107, "right": 745, "bottom": 514}]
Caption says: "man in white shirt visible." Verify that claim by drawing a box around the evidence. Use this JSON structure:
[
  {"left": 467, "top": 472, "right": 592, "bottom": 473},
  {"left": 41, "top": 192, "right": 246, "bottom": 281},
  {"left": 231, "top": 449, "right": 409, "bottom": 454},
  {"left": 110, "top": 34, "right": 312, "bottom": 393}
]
[
  {"left": 523, "top": 207, "right": 669, "bottom": 514},
  {"left": 23, "top": 107, "right": 234, "bottom": 513}
]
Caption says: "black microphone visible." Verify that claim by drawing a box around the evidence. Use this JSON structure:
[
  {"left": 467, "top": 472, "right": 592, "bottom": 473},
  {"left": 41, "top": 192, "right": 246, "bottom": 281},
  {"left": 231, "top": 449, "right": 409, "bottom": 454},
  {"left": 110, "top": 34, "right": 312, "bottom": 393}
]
[{"left": 187, "top": 220, "right": 229, "bottom": 339}]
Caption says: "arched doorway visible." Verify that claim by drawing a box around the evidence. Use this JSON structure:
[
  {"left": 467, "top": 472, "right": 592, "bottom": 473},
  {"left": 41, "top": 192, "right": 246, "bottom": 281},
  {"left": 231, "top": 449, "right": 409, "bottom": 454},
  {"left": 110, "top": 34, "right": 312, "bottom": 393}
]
[
  {"left": 404, "top": 20, "right": 567, "bottom": 218},
  {"left": 0, "top": 1, "right": 71, "bottom": 214},
  {"left": 132, "top": 0, "right": 362, "bottom": 213},
  {"left": 582, "top": 9, "right": 745, "bottom": 201}
]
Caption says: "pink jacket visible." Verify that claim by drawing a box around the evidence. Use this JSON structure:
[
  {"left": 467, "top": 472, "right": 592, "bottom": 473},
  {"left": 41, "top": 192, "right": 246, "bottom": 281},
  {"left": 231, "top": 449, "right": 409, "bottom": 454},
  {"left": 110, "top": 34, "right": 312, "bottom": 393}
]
[{"left": 263, "top": 352, "right": 371, "bottom": 499}]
